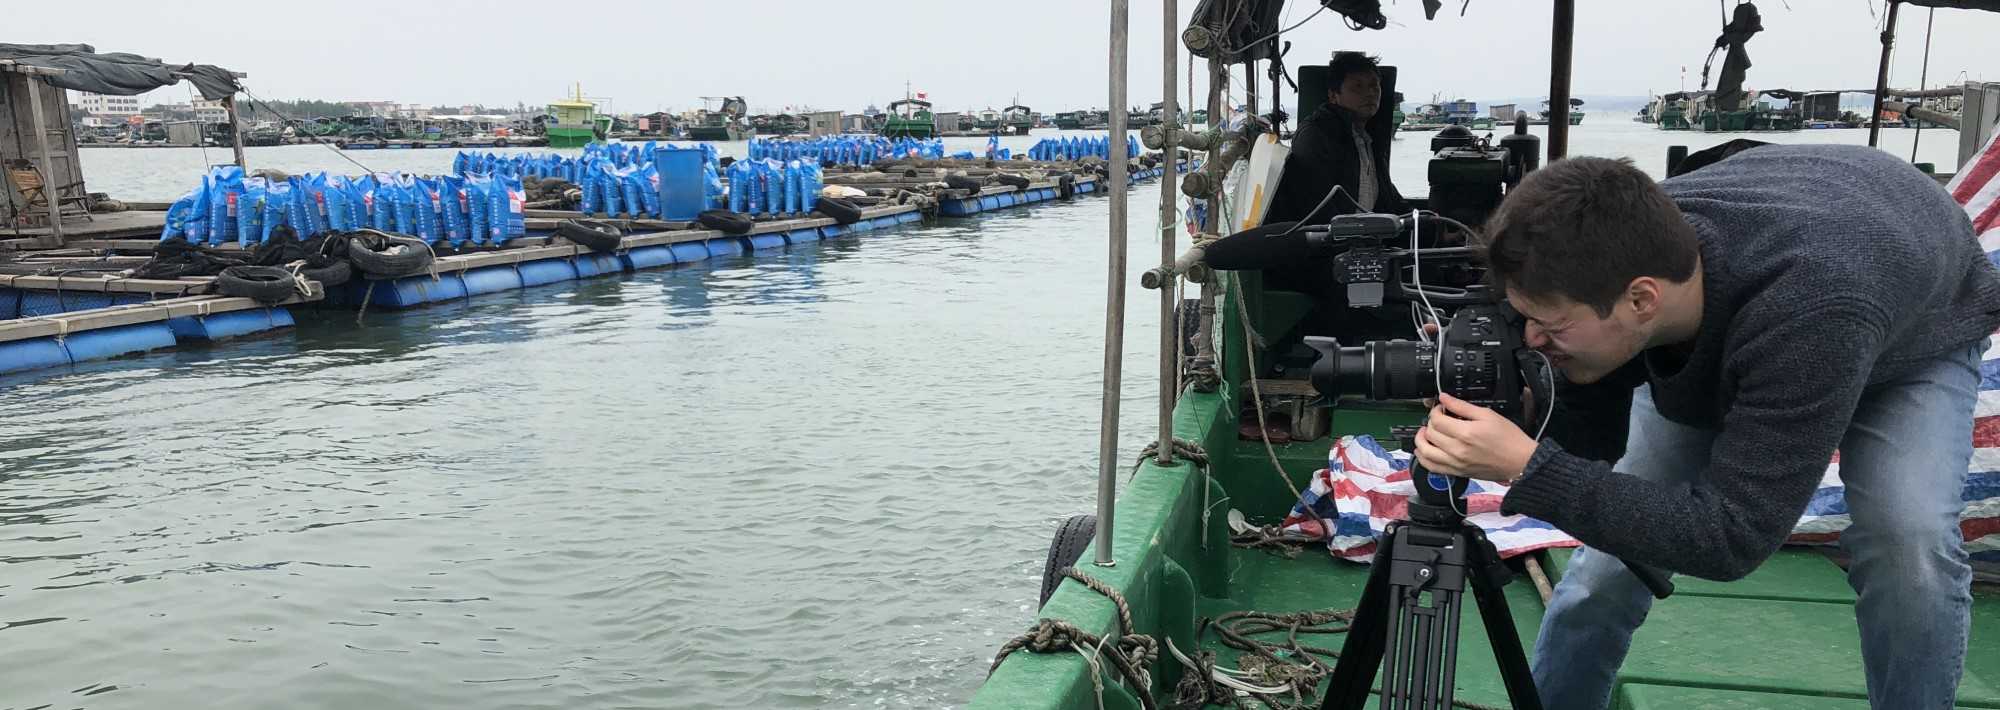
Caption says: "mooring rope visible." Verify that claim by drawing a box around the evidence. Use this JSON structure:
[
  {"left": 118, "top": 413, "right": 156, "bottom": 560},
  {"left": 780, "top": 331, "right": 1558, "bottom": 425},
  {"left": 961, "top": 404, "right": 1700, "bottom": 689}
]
[{"left": 990, "top": 567, "right": 1160, "bottom": 710}]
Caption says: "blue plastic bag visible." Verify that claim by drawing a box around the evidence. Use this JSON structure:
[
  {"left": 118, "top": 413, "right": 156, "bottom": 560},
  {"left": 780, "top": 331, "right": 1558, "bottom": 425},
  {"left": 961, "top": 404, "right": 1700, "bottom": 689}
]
[
  {"left": 616, "top": 165, "right": 644, "bottom": 219},
  {"left": 205, "top": 166, "right": 243, "bottom": 246},
  {"left": 391, "top": 177, "right": 418, "bottom": 235},
  {"left": 801, "top": 162, "right": 821, "bottom": 213},
  {"left": 597, "top": 167, "right": 623, "bottom": 218},
  {"left": 486, "top": 174, "right": 516, "bottom": 242},
  {"left": 500, "top": 174, "right": 526, "bottom": 237},
  {"left": 237, "top": 177, "right": 268, "bottom": 247},
  {"left": 463, "top": 173, "right": 492, "bottom": 245},
  {"left": 578, "top": 164, "right": 602, "bottom": 214},
  {"left": 439, "top": 176, "right": 469, "bottom": 246},
  {"left": 632, "top": 164, "right": 663, "bottom": 218},
  {"left": 758, "top": 160, "right": 783, "bottom": 216},
  {"left": 323, "top": 175, "right": 359, "bottom": 232},
  {"left": 161, "top": 190, "right": 199, "bottom": 241},
  {"left": 415, "top": 178, "right": 444, "bottom": 244},
  {"left": 728, "top": 159, "right": 751, "bottom": 213},
  {"left": 261, "top": 179, "right": 293, "bottom": 243},
  {"left": 782, "top": 161, "right": 801, "bottom": 214}
]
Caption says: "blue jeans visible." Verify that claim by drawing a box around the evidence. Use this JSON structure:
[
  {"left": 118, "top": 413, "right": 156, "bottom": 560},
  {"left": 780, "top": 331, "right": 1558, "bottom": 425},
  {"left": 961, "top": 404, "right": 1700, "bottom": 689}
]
[{"left": 1531, "top": 340, "right": 1982, "bottom": 710}]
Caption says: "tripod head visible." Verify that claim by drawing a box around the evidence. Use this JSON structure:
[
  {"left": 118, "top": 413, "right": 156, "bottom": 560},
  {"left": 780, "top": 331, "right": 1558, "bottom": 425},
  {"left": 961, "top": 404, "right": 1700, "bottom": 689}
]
[{"left": 1390, "top": 424, "right": 1473, "bottom": 528}]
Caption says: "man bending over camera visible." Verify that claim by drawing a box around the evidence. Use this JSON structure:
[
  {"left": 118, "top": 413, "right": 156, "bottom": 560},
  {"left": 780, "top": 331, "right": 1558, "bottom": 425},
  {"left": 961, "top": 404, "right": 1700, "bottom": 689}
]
[{"left": 1410, "top": 145, "right": 2000, "bottom": 709}]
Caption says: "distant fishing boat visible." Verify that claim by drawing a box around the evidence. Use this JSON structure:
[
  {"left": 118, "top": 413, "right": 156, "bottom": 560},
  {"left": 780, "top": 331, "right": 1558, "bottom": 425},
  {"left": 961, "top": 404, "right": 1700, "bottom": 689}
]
[
  {"left": 544, "top": 83, "right": 602, "bottom": 148},
  {"left": 686, "top": 96, "right": 751, "bottom": 141}
]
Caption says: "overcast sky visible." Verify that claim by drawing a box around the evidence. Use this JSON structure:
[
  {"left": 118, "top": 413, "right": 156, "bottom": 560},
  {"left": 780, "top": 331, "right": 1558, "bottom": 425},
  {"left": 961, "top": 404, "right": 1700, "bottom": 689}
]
[{"left": 12, "top": 0, "right": 1997, "bottom": 114}]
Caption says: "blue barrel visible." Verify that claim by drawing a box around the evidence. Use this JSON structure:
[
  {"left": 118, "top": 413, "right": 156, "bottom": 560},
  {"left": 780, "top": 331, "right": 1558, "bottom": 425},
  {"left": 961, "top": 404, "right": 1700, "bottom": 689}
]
[
  {"left": 784, "top": 228, "right": 821, "bottom": 245},
  {"left": 655, "top": 147, "right": 707, "bottom": 221},
  {"left": 517, "top": 258, "right": 578, "bottom": 286},
  {"left": 573, "top": 252, "right": 625, "bottom": 278},
  {"left": 63, "top": 323, "right": 176, "bottom": 363},
  {"left": 668, "top": 242, "right": 711, "bottom": 262},
  {"left": 624, "top": 245, "right": 677, "bottom": 270},
  {"left": 460, "top": 266, "right": 524, "bottom": 296},
  {"left": 0, "top": 338, "right": 70, "bottom": 374}
]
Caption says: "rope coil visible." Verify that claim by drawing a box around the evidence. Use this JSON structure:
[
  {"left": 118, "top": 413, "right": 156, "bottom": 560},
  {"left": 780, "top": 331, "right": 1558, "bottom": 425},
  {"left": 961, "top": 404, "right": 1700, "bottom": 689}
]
[{"left": 991, "top": 568, "right": 1161, "bottom": 710}]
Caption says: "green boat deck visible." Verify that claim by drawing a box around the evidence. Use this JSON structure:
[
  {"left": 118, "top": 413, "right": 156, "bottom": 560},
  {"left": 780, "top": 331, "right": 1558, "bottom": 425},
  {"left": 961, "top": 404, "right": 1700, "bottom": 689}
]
[{"left": 973, "top": 276, "right": 2000, "bottom": 709}]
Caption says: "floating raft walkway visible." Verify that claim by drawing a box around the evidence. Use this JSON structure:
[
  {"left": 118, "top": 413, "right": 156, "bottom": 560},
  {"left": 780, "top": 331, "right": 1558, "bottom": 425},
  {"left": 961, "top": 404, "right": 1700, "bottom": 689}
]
[{"left": 0, "top": 165, "right": 1184, "bottom": 376}]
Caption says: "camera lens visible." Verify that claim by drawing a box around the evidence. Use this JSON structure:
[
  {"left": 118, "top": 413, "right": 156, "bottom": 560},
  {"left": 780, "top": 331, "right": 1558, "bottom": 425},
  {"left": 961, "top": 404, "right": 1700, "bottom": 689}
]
[{"left": 1312, "top": 340, "right": 1436, "bottom": 401}]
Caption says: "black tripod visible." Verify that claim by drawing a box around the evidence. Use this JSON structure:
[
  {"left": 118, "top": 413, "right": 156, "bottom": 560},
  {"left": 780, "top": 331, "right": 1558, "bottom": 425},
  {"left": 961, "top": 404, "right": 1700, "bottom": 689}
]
[{"left": 1317, "top": 459, "right": 1541, "bottom": 710}]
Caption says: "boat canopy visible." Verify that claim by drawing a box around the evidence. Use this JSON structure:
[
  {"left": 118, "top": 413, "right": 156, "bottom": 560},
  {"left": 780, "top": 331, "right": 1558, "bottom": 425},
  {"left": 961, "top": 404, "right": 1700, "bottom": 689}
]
[
  {"left": 888, "top": 98, "right": 932, "bottom": 110},
  {"left": 0, "top": 42, "right": 240, "bottom": 99}
]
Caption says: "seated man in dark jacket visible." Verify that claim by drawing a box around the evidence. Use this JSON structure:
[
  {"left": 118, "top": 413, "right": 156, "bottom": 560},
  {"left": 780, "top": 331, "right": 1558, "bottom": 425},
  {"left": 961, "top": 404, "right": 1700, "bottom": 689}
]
[{"left": 1265, "top": 52, "right": 1409, "bottom": 226}]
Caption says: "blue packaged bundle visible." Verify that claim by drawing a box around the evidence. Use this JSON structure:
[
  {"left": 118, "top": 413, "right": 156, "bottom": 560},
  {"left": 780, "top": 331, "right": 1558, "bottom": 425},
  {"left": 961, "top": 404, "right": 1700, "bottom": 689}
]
[
  {"left": 286, "top": 176, "right": 317, "bottom": 239},
  {"left": 632, "top": 164, "right": 663, "bottom": 218},
  {"left": 744, "top": 161, "right": 765, "bottom": 215},
  {"left": 703, "top": 161, "right": 724, "bottom": 209},
  {"left": 578, "top": 164, "right": 602, "bottom": 214},
  {"left": 759, "top": 160, "right": 783, "bottom": 215},
  {"left": 416, "top": 178, "right": 444, "bottom": 244},
  {"left": 236, "top": 177, "right": 268, "bottom": 247},
  {"left": 782, "top": 160, "right": 801, "bottom": 214},
  {"left": 438, "top": 176, "right": 469, "bottom": 246},
  {"left": 260, "top": 179, "right": 293, "bottom": 243},
  {"left": 161, "top": 189, "right": 200, "bottom": 241},
  {"left": 499, "top": 174, "right": 526, "bottom": 237},
  {"left": 618, "top": 167, "right": 644, "bottom": 218},
  {"left": 597, "top": 166, "right": 623, "bottom": 218},
  {"left": 204, "top": 165, "right": 243, "bottom": 246},
  {"left": 728, "top": 159, "right": 751, "bottom": 213},
  {"left": 801, "top": 162, "right": 821, "bottom": 213},
  {"left": 391, "top": 177, "right": 418, "bottom": 235},
  {"left": 487, "top": 174, "right": 517, "bottom": 242},
  {"left": 369, "top": 174, "right": 397, "bottom": 231},
  {"left": 462, "top": 173, "right": 492, "bottom": 245},
  {"left": 323, "top": 175, "right": 358, "bottom": 232}
]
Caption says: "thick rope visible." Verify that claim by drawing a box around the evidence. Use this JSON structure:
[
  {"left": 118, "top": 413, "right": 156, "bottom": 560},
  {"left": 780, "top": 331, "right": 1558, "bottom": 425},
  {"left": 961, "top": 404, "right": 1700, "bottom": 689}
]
[
  {"left": 990, "top": 568, "right": 1160, "bottom": 710},
  {"left": 1165, "top": 608, "right": 1509, "bottom": 710}
]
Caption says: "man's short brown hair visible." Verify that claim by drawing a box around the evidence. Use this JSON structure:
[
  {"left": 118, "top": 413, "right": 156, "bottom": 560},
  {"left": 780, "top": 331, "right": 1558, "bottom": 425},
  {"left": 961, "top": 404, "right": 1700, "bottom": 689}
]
[{"left": 1479, "top": 157, "right": 1699, "bottom": 316}]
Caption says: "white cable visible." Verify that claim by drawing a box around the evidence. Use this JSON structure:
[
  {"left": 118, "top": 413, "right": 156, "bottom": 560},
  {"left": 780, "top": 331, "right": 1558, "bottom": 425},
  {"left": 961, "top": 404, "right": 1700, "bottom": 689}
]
[
  {"left": 1410, "top": 208, "right": 1469, "bottom": 517},
  {"left": 1531, "top": 349, "right": 1557, "bottom": 441}
]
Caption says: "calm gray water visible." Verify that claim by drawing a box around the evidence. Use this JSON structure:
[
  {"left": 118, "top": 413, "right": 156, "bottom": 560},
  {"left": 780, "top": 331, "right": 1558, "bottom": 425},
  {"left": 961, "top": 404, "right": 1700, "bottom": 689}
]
[{"left": 1, "top": 122, "right": 1969, "bottom": 709}]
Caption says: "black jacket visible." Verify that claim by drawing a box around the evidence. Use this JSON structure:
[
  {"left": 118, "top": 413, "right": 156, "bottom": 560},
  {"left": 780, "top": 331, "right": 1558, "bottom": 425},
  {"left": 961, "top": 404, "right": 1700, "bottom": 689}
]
[{"left": 1265, "top": 103, "right": 1408, "bottom": 224}]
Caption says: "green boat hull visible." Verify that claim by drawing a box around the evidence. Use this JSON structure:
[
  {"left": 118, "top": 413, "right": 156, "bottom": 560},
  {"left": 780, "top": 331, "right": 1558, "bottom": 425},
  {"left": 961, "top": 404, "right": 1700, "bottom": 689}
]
[
  {"left": 881, "top": 118, "right": 935, "bottom": 139},
  {"left": 971, "top": 266, "right": 2000, "bottom": 707},
  {"left": 545, "top": 127, "right": 594, "bottom": 148}
]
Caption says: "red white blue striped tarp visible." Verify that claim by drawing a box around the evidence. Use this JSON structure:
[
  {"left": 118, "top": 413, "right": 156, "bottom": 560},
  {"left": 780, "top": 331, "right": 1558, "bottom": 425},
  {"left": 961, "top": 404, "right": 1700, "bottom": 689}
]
[{"left": 1288, "top": 131, "right": 2000, "bottom": 568}]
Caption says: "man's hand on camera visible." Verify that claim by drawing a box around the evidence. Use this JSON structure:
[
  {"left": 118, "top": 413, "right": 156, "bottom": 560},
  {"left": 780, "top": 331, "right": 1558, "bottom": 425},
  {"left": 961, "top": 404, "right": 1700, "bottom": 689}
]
[{"left": 1414, "top": 393, "right": 1536, "bottom": 483}]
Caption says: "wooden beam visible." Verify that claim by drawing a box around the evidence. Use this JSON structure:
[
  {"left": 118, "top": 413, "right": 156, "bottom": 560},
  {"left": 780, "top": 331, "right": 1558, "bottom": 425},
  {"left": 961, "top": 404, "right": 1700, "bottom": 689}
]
[
  {"left": 224, "top": 95, "right": 247, "bottom": 170},
  {"left": 1870, "top": 0, "right": 1903, "bottom": 148},
  {"left": 22, "top": 75, "right": 64, "bottom": 247}
]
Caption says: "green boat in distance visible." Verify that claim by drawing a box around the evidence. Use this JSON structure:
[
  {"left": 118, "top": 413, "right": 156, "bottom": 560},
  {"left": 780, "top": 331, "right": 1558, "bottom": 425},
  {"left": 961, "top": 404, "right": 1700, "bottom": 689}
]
[
  {"left": 1002, "top": 103, "right": 1036, "bottom": 136},
  {"left": 1053, "top": 111, "right": 1087, "bottom": 129},
  {"left": 881, "top": 97, "right": 937, "bottom": 139},
  {"left": 544, "top": 83, "right": 597, "bottom": 148},
  {"left": 686, "top": 96, "right": 751, "bottom": 141}
]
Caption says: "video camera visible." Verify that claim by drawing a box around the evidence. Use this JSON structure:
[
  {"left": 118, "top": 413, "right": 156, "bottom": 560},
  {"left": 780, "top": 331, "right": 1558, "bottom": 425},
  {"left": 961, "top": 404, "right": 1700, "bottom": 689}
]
[
  {"left": 1304, "top": 301, "right": 1551, "bottom": 430},
  {"left": 1284, "top": 211, "right": 1550, "bottom": 430}
]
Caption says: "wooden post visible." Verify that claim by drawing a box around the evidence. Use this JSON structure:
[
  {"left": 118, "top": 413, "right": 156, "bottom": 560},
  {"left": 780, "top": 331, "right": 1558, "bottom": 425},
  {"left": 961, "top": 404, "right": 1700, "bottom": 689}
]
[
  {"left": 22, "top": 74, "right": 63, "bottom": 246},
  {"left": 1869, "top": 0, "right": 1901, "bottom": 148},
  {"left": 224, "top": 95, "right": 247, "bottom": 169},
  {"left": 1547, "top": 0, "right": 1576, "bottom": 161}
]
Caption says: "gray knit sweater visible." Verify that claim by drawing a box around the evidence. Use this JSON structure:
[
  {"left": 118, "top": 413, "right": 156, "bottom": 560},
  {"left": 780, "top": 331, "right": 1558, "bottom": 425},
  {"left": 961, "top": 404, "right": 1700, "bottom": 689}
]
[{"left": 1498, "top": 144, "right": 2000, "bottom": 580}]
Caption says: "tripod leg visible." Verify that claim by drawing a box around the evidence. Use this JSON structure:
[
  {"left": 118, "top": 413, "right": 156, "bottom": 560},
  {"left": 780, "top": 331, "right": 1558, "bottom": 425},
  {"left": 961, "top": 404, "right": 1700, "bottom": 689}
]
[
  {"left": 1464, "top": 530, "right": 1544, "bottom": 710},
  {"left": 1320, "top": 527, "right": 1399, "bottom": 710}
]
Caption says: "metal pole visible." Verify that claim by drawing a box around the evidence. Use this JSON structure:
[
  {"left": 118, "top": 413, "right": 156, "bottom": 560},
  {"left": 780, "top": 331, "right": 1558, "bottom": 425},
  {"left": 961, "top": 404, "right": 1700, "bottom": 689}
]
[
  {"left": 1869, "top": 0, "right": 1901, "bottom": 148},
  {"left": 1190, "top": 57, "right": 1224, "bottom": 381},
  {"left": 1154, "top": 0, "right": 1180, "bottom": 467},
  {"left": 1093, "top": 0, "right": 1131, "bottom": 568},
  {"left": 1547, "top": 0, "right": 1576, "bottom": 161},
  {"left": 1910, "top": 6, "right": 1934, "bottom": 162},
  {"left": 224, "top": 95, "right": 248, "bottom": 170},
  {"left": 22, "top": 75, "right": 63, "bottom": 246}
]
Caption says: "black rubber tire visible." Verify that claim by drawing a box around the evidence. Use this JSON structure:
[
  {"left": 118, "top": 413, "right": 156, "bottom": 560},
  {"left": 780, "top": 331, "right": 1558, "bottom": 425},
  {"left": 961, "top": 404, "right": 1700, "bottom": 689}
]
[
  {"left": 494, "top": 137, "right": 509, "bottom": 147},
  {"left": 449, "top": 141, "right": 464, "bottom": 148},
  {"left": 298, "top": 259, "right": 352, "bottom": 288},
  {"left": 1056, "top": 173, "right": 1077, "bottom": 200},
  {"left": 347, "top": 231, "right": 435, "bottom": 278},
  {"left": 718, "top": 156, "right": 735, "bottom": 168},
  {"left": 944, "top": 174, "right": 984, "bottom": 191},
  {"left": 558, "top": 219, "right": 625, "bottom": 252},
  {"left": 697, "top": 210, "right": 755, "bottom": 235},
  {"left": 994, "top": 173, "right": 1032, "bottom": 189},
  {"left": 333, "top": 140, "right": 347, "bottom": 149},
  {"left": 814, "top": 197, "right": 864, "bottom": 225},
  {"left": 1040, "top": 514, "right": 1098, "bottom": 608},
  {"left": 215, "top": 265, "right": 299, "bottom": 304}
]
